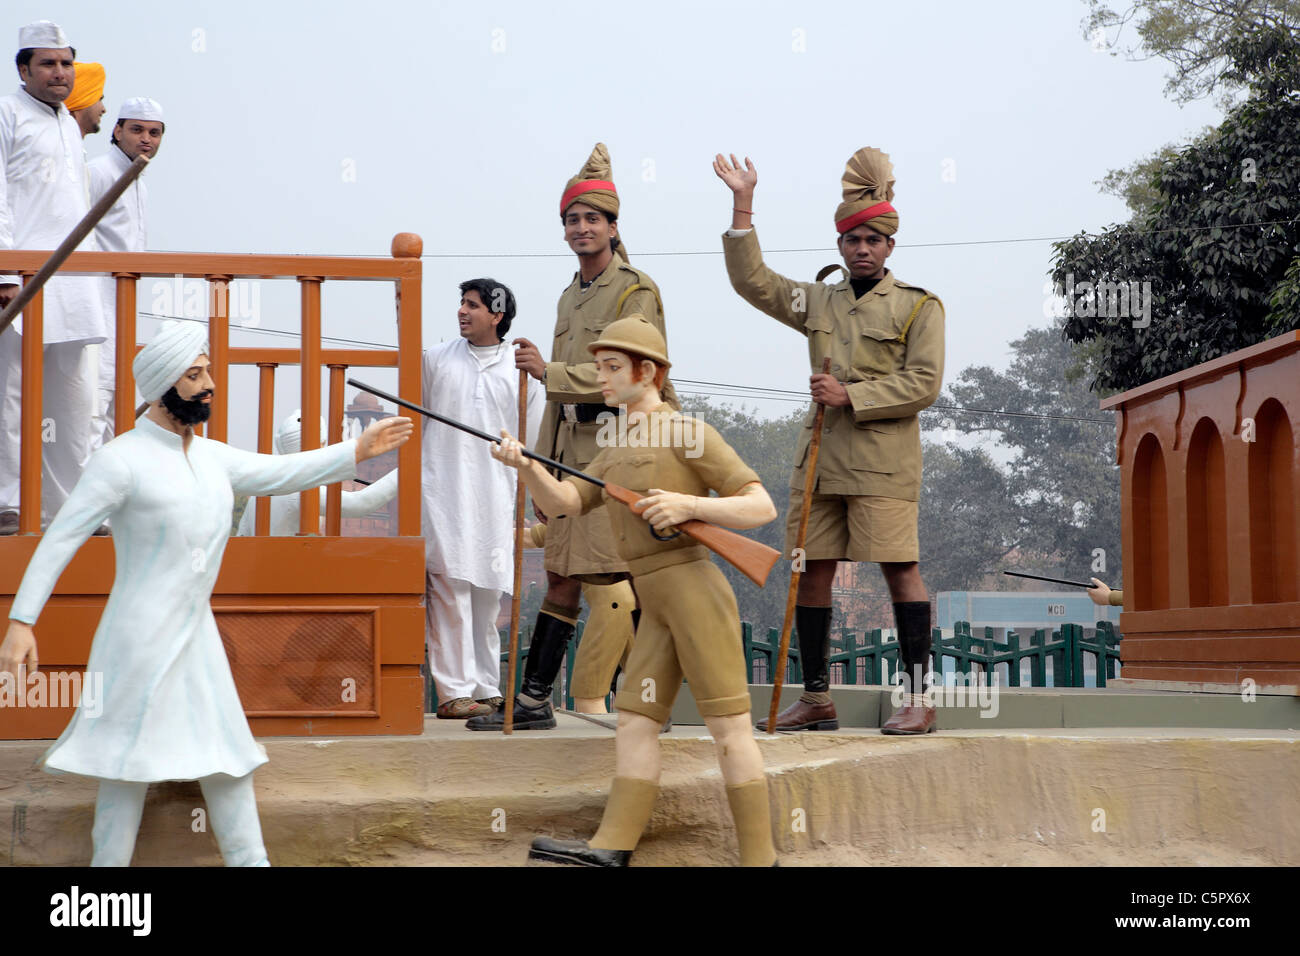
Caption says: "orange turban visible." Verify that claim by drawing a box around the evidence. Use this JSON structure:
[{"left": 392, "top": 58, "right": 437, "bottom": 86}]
[
  {"left": 65, "top": 61, "right": 105, "bottom": 112},
  {"left": 834, "top": 147, "right": 899, "bottom": 236}
]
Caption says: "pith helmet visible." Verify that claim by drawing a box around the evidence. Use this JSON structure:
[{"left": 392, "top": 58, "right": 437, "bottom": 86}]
[{"left": 586, "top": 315, "right": 671, "bottom": 368}]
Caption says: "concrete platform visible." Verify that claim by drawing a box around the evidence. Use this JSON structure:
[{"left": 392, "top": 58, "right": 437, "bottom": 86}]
[
  {"left": 3, "top": 715, "right": 1297, "bottom": 866},
  {"left": 670, "top": 683, "right": 1300, "bottom": 730}
]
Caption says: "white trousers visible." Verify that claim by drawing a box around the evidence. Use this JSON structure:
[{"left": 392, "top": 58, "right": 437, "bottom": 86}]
[
  {"left": 86, "top": 337, "right": 119, "bottom": 454},
  {"left": 0, "top": 331, "right": 94, "bottom": 521},
  {"left": 425, "top": 572, "right": 503, "bottom": 702},
  {"left": 90, "top": 772, "right": 270, "bottom": 867}
]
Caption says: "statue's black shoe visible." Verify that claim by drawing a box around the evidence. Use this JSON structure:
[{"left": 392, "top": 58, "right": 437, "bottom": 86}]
[
  {"left": 528, "top": 836, "right": 630, "bottom": 867},
  {"left": 465, "top": 697, "right": 556, "bottom": 731}
]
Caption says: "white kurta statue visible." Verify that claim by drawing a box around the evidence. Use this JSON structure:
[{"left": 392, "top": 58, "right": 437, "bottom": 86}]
[
  {"left": 0, "top": 21, "right": 108, "bottom": 528},
  {"left": 86, "top": 96, "right": 164, "bottom": 453},
  {"left": 235, "top": 409, "right": 399, "bottom": 536},
  {"left": 421, "top": 280, "right": 542, "bottom": 718},
  {"left": 0, "top": 320, "right": 413, "bottom": 865}
]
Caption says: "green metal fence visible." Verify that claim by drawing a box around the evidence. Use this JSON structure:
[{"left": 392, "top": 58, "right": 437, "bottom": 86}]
[
  {"left": 425, "top": 619, "right": 1123, "bottom": 712},
  {"left": 746, "top": 620, "right": 1123, "bottom": 689}
]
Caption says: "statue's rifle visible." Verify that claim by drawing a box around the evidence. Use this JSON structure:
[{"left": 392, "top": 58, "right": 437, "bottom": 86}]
[{"left": 348, "top": 378, "right": 780, "bottom": 588}]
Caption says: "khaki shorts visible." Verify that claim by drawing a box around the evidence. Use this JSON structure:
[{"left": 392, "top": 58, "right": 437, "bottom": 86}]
[
  {"left": 785, "top": 490, "right": 919, "bottom": 563},
  {"left": 544, "top": 505, "right": 629, "bottom": 583},
  {"left": 570, "top": 580, "right": 636, "bottom": 700},
  {"left": 614, "top": 559, "right": 751, "bottom": 724}
]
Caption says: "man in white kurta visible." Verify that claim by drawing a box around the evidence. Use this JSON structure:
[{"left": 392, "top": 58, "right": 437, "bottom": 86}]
[
  {"left": 235, "top": 409, "right": 399, "bottom": 536},
  {"left": 86, "top": 97, "right": 164, "bottom": 453},
  {"left": 0, "top": 320, "right": 413, "bottom": 865},
  {"left": 0, "top": 22, "right": 107, "bottom": 530},
  {"left": 423, "top": 279, "right": 542, "bottom": 718}
]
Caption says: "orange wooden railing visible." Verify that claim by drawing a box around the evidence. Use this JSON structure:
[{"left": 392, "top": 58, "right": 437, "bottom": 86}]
[
  {"left": 0, "top": 234, "right": 423, "bottom": 536},
  {"left": 0, "top": 233, "right": 428, "bottom": 737}
]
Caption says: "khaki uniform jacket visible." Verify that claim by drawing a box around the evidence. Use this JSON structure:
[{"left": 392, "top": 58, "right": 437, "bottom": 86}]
[
  {"left": 569, "top": 404, "right": 760, "bottom": 577},
  {"left": 723, "top": 228, "right": 945, "bottom": 500},
  {"left": 536, "top": 253, "right": 678, "bottom": 469}
]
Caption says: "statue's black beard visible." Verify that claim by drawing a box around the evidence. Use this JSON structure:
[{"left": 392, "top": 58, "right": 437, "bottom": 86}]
[{"left": 160, "top": 386, "right": 212, "bottom": 425}]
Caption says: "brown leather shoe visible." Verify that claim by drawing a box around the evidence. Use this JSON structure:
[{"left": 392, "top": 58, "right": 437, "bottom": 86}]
[
  {"left": 437, "top": 697, "right": 492, "bottom": 719},
  {"left": 476, "top": 696, "right": 505, "bottom": 711},
  {"left": 881, "top": 704, "right": 937, "bottom": 735},
  {"left": 755, "top": 698, "right": 839, "bottom": 732}
]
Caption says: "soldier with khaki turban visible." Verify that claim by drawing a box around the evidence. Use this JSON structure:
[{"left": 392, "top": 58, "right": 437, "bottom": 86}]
[
  {"left": 471, "top": 143, "right": 676, "bottom": 731},
  {"left": 714, "top": 148, "right": 946, "bottom": 736}
]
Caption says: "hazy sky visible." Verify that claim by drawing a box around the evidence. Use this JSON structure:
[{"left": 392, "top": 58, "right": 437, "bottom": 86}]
[{"left": 17, "top": 0, "right": 1222, "bottom": 443}]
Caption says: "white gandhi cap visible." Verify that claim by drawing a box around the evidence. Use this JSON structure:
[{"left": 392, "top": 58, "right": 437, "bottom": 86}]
[
  {"left": 117, "top": 97, "right": 164, "bottom": 124},
  {"left": 18, "top": 21, "right": 70, "bottom": 50}
]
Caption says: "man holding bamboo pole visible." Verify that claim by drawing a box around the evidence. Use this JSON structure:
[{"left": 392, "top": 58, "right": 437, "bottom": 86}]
[
  {"left": 0, "top": 22, "right": 107, "bottom": 533},
  {"left": 421, "top": 279, "right": 542, "bottom": 720},
  {"left": 715, "top": 147, "right": 946, "bottom": 735},
  {"left": 470, "top": 142, "right": 672, "bottom": 731}
]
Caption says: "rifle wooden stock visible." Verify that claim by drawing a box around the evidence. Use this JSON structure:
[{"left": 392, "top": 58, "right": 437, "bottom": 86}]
[{"left": 602, "top": 483, "right": 780, "bottom": 588}]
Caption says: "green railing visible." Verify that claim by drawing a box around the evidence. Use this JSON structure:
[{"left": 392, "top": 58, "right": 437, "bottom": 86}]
[
  {"left": 426, "top": 619, "right": 1122, "bottom": 711},
  {"left": 746, "top": 620, "right": 1122, "bottom": 689}
]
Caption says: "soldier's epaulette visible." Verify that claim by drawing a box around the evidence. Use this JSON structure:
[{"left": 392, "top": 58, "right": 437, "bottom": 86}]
[
  {"left": 614, "top": 266, "right": 664, "bottom": 318},
  {"left": 893, "top": 278, "right": 938, "bottom": 298},
  {"left": 894, "top": 285, "right": 943, "bottom": 345},
  {"left": 616, "top": 260, "right": 656, "bottom": 285}
]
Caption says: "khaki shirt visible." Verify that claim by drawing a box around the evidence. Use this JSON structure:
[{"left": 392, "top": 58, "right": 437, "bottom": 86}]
[
  {"left": 567, "top": 404, "right": 760, "bottom": 576},
  {"left": 723, "top": 228, "right": 945, "bottom": 500},
  {"left": 536, "top": 254, "right": 678, "bottom": 468}
]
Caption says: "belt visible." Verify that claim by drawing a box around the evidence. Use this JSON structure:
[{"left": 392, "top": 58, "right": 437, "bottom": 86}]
[{"left": 562, "top": 402, "right": 609, "bottom": 424}]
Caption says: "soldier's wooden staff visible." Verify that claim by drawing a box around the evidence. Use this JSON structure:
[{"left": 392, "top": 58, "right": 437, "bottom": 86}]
[
  {"left": 503, "top": 369, "right": 528, "bottom": 735},
  {"left": 767, "top": 356, "right": 833, "bottom": 734},
  {"left": 347, "top": 377, "right": 780, "bottom": 586},
  {"left": 0, "top": 153, "right": 150, "bottom": 335}
]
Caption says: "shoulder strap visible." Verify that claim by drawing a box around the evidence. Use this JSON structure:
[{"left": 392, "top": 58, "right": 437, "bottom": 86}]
[
  {"left": 897, "top": 294, "right": 935, "bottom": 344},
  {"left": 815, "top": 264, "right": 847, "bottom": 283},
  {"left": 615, "top": 282, "right": 665, "bottom": 319}
]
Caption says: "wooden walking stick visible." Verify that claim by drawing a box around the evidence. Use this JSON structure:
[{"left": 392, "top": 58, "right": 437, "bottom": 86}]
[
  {"left": 504, "top": 369, "right": 528, "bottom": 735},
  {"left": 767, "top": 356, "right": 833, "bottom": 733},
  {"left": 0, "top": 153, "right": 149, "bottom": 335}
]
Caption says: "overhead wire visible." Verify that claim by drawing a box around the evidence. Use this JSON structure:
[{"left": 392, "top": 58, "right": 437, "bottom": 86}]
[{"left": 136, "top": 308, "right": 1111, "bottom": 426}]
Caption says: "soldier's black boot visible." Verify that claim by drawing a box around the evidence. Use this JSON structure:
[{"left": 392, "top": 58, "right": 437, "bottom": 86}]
[
  {"left": 882, "top": 601, "right": 937, "bottom": 735},
  {"left": 466, "top": 613, "right": 575, "bottom": 731},
  {"left": 757, "top": 605, "right": 839, "bottom": 731},
  {"left": 528, "top": 837, "right": 631, "bottom": 867}
]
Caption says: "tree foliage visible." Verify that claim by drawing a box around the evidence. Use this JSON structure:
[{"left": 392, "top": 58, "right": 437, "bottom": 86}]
[
  {"left": 1083, "top": 0, "right": 1300, "bottom": 103},
  {"left": 1053, "top": 26, "right": 1300, "bottom": 392}
]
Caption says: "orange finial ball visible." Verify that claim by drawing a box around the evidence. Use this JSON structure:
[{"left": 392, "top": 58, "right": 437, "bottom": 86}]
[{"left": 391, "top": 232, "right": 423, "bottom": 258}]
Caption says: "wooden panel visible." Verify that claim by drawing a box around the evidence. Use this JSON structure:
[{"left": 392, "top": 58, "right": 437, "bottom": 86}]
[
  {"left": 1124, "top": 664, "right": 1300, "bottom": 685},
  {"left": 216, "top": 607, "right": 379, "bottom": 716},
  {"left": 1123, "top": 634, "right": 1300, "bottom": 662},
  {"left": 247, "top": 674, "right": 425, "bottom": 736},
  {"left": 216, "top": 537, "right": 425, "bottom": 592}
]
